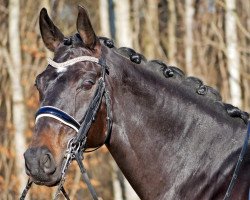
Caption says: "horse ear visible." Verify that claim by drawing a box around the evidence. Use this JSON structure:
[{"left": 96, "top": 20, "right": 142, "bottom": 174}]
[
  {"left": 39, "top": 8, "right": 64, "bottom": 52},
  {"left": 77, "top": 5, "right": 100, "bottom": 50}
]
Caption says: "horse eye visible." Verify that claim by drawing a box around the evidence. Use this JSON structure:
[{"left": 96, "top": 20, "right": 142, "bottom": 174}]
[
  {"left": 77, "top": 79, "right": 95, "bottom": 91},
  {"left": 85, "top": 80, "right": 95, "bottom": 85},
  {"left": 83, "top": 80, "right": 95, "bottom": 87}
]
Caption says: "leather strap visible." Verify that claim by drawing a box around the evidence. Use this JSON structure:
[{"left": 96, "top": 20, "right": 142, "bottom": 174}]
[
  {"left": 223, "top": 121, "right": 250, "bottom": 200},
  {"left": 75, "top": 152, "right": 99, "bottom": 200}
]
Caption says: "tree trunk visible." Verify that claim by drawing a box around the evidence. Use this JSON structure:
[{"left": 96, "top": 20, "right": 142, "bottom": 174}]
[
  {"left": 185, "top": 0, "right": 194, "bottom": 75},
  {"left": 113, "top": 0, "right": 132, "bottom": 47},
  {"left": 132, "top": 0, "right": 142, "bottom": 52},
  {"left": 168, "top": 0, "right": 177, "bottom": 65},
  {"left": 124, "top": 179, "right": 140, "bottom": 200},
  {"left": 99, "top": 0, "right": 111, "bottom": 38},
  {"left": 8, "top": 0, "right": 27, "bottom": 197},
  {"left": 111, "top": 160, "right": 123, "bottom": 200},
  {"left": 225, "top": 0, "right": 242, "bottom": 107},
  {"left": 144, "top": 0, "right": 165, "bottom": 59},
  {"left": 144, "top": 0, "right": 159, "bottom": 58}
]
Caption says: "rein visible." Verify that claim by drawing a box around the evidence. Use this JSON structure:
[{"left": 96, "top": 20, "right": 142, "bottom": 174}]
[
  {"left": 223, "top": 121, "right": 250, "bottom": 200},
  {"left": 20, "top": 56, "right": 112, "bottom": 200}
]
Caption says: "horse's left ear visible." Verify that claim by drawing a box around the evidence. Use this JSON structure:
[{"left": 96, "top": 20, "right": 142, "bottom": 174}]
[{"left": 77, "top": 5, "right": 100, "bottom": 50}]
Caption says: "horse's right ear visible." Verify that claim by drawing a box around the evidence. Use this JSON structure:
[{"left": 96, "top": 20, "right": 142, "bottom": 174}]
[{"left": 39, "top": 8, "right": 64, "bottom": 52}]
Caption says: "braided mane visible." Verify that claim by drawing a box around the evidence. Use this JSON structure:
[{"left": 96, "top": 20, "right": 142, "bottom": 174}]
[{"left": 99, "top": 36, "right": 249, "bottom": 124}]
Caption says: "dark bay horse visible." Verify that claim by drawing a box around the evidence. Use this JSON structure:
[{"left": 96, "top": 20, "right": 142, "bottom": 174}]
[{"left": 23, "top": 6, "right": 250, "bottom": 200}]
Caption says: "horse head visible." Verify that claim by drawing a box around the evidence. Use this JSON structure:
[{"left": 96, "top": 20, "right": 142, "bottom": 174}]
[{"left": 24, "top": 6, "right": 108, "bottom": 186}]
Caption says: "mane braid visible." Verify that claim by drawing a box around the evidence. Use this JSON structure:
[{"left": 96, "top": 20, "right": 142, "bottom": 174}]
[{"left": 99, "top": 37, "right": 249, "bottom": 124}]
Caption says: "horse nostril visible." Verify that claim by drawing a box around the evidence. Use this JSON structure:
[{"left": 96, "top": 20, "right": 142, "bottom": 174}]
[
  {"left": 24, "top": 147, "right": 56, "bottom": 177},
  {"left": 42, "top": 154, "right": 51, "bottom": 168},
  {"left": 40, "top": 153, "right": 56, "bottom": 175}
]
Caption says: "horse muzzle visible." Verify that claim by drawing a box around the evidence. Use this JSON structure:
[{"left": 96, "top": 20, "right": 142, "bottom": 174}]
[{"left": 24, "top": 146, "right": 60, "bottom": 186}]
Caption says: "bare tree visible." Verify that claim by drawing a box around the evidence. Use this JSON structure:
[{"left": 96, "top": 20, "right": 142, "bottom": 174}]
[
  {"left": 225, "top": 0, "right": 242, "bottom": 107},
  {"left": 99, "top": 0, "right": 111, "bottom": 38},
  {"left": 113, "top": 0, "right": 133, "bottom": 47},
  {"left": 111, "top": 160, "right": 123, "bottom": 200},
  {"left": 8, "top": 0, "right": 27, "bottom": 196},
  {"left": 185, "top": 0, "right": 194, "bottom": 75},
  {"left": 131, "top": 0, "right": 142, "bottom": 52},
  {"left": 145, "top": 0, "right": 159, "bottom": 58},
  {"left": 144, "top": 0, "right": 166, "bottom": 59},
  {"left": 168, "top": 0, "right": 177, "bottom": 65}
]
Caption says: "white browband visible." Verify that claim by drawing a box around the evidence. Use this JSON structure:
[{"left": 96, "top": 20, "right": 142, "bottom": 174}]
[
  {"left": 36, "top": 114, "right": 80, "bottom": 132},
  {"left": 47, "top": 56, "right": 99, "bottom": 69}
]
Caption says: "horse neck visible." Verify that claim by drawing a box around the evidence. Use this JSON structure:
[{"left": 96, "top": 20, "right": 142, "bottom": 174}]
[{"left": 104, "top": 49, "right": 247, "bottom": 199}]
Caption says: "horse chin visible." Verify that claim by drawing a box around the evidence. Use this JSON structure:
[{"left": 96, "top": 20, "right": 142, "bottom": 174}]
[
  {"left": 33, "top": 176, "right": 61, "bottom": 187},
  {"left": 31, "top": 168, "right": 62, "bottom": 187}
]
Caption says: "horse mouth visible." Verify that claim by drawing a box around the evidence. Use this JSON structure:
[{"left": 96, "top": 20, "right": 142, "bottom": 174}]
[
  {"left": 30, "top": 169, "right": 63, "bottom": 187},
  {"left": 32, "top": 176, "right": 61, "bottom": 187}
]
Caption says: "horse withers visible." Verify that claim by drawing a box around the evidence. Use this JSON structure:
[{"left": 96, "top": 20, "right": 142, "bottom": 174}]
[{"left": 23, "top": 5, "right": 250, "bottom": 200}]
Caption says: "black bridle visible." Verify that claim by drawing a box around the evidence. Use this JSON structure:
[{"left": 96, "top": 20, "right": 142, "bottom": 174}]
[{"left": 20, "top": 57, "right": 112, "bottom": 200}]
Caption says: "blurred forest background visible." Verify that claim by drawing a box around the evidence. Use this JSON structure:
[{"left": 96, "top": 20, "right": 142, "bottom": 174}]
[{"left": 0, "top": 0, "right": 250, "bottom": 199}]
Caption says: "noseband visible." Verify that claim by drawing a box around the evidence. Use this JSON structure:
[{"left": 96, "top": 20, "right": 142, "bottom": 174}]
[
  {"left": 35, "top": 106, "right": 81, "bottom": 132},
  {"left": 20, "top": 56, "right": 112, "bottom": 200}
]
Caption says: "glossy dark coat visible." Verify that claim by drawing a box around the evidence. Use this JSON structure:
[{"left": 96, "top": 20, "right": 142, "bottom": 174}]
[{"left": 24, "top": 6, "right": 250, "bottom": 200}]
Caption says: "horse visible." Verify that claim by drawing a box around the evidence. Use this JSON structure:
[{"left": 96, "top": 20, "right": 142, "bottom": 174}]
[{"left": 23, "top": 5, "right": 250, "bottom": 200}]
